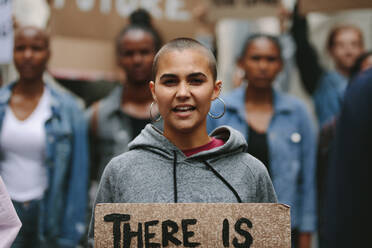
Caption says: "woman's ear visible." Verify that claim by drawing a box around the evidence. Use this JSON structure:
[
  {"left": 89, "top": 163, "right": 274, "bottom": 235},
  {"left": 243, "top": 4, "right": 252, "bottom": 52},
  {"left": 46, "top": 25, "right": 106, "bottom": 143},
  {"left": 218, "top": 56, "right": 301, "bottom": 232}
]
[
  {"left": 212, "top": 80, "right": 222, "bottom": 100},
  {"left": 149, "top": 81, "right": 157, "bottom": 101}
]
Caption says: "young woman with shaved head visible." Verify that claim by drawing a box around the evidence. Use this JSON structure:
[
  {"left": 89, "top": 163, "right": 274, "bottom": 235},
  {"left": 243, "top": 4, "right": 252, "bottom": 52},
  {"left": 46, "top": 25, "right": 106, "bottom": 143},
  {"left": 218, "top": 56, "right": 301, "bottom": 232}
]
[{"left": 88, "top": 38, "right": 277, "bottom": 243}]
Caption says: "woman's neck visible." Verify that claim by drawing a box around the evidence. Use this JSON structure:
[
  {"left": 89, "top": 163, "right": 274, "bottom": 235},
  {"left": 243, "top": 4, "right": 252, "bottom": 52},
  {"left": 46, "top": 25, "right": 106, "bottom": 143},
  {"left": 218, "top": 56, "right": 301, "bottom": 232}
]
[
  {"left": 244, "top": 84, "right": 274, "bottom": 133},
  {"left": 245, "top": 84, "right": 273, "bottom": 105},
  {"left": 122, "top": 82, "right": 153, "bottom": 104},
  {"left": 14, "top": 78, "right": 44, "bottom": 97},
  {"left": 336, "top": 66, "right": 350, "bottom": 78},
  {"left": 164, "top": 124, "right": 211, "bottom": 151},
  {"left": 121, "top": 82, "right": 154, "bottom": 118}
]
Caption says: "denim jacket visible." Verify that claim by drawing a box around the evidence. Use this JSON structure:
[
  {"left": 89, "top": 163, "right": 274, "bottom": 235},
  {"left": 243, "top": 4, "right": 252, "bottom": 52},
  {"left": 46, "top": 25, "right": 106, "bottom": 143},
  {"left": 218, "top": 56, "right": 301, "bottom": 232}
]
[
  {"left": 313, "top": 71, "right": 347, "bottom": 127},
  {"left": 0, "top": 82, "right": 89, "bottom": 247},
  {"left": 207, "top": 85, "right": 317, "bottom": 232},
  {"left": 86, "top": 85, "right": 162, "bottom": 181},
  {"left": 86, "top": 86, "right": 134, "bottom": 180}
]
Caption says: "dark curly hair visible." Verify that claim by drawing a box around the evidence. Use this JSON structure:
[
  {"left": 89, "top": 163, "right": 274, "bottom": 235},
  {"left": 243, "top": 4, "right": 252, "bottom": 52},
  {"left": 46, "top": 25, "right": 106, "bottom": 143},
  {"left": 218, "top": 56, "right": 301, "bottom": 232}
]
[{"left": 115, "top": 8, "right": 163, "bottom": 54}]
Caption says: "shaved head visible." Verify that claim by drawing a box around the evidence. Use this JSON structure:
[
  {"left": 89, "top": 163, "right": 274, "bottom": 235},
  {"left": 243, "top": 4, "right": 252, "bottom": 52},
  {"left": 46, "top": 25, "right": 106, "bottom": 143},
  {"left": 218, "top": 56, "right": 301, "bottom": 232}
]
[{"left": 152, "top": 38, "right": 217, "bottom": 81}]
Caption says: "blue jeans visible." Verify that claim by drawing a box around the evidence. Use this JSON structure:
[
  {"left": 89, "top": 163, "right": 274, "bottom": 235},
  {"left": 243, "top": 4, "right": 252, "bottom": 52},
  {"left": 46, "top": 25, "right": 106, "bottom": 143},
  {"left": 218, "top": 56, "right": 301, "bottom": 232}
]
[{"left": 12, "top": 200, "right": 41, "bottom": 248}]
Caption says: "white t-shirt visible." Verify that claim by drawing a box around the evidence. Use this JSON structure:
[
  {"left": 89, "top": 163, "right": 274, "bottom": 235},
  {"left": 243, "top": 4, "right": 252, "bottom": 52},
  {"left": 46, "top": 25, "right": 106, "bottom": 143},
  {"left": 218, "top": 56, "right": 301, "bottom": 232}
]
[{"left": 0, "top": 88, "right": 51, "bottom": 202}]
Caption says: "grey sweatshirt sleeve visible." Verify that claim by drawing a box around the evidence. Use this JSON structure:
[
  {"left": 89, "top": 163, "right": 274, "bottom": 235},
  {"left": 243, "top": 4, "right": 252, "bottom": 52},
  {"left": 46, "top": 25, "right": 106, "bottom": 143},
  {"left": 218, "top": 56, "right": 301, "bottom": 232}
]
[
  {"left": 242, "top": 153, "right": 278, "bottom": 203},
  {"left": 244, "top": 153, "right": 278, "bottom": 203},
  {"left": 242, "top": 155, "right": 278, "bottom": 203},
  {"left": 256, "top": 168, "right": 278, "bottom": 203}
]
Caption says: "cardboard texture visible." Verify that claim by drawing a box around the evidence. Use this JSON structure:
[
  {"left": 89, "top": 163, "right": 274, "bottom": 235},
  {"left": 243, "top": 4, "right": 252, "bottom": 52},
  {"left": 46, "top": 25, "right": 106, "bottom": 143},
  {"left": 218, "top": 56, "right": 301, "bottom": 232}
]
[
  {"left": 207, "top": 0, "right": 279, "bottom": 20},
  {"left": 299, "top": 0, "right": 372, "bottom": 14},
  {"left": 95, "top": 203, "right": 291, "bottom": 248},
  {"left": 49, "top": 0, "right": 280, "bottom": 80},
  {"left": 50, "top": 0, "right": 200, "bottom": 42},
  {"left": 49, "top": 36, "right": 119, "bottom": 80},
  {"left": 50, "top": 0, "right": 279, "bottom": 40},
  {"left": 49, "top": 0, "right": 198, "bottom": 80}
]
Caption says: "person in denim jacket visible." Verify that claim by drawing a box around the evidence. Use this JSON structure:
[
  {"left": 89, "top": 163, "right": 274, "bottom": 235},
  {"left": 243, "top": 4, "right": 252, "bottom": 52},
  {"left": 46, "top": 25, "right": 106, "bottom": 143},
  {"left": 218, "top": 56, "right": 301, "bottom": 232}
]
[
  {"left": 0, "top": 26, "right": 89, "bottom": 247},
  {"left": 207, "top": 34, "right": 317, "bottom": 248},
  {"left": 86, "top": 9, "right": 163, "bottom": 183},
  {"left": 290, "top": 5, "right": 365, "bottom": 127}
]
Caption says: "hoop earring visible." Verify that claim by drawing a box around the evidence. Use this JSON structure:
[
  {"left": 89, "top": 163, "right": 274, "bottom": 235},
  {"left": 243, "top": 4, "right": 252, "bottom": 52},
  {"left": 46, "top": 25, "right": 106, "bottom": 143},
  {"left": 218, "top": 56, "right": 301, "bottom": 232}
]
[
  {"left": 208, "top": 97, "right": 226, "bottom": 119},
  {"left": 150, "top": 101, "right": 162, "bottom": 122}
]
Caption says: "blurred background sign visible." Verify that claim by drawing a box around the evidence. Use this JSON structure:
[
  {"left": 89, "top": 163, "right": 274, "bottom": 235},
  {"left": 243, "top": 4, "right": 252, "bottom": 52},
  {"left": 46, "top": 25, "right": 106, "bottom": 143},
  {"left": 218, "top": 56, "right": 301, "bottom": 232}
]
[
  {"left": 0, "top": 0, "right": 13, "bottom": 64},
  {"left": 50, "top": 0, "right": 280, "bottom": 41},
  {"left": 299, "top": 0, "right": 372, "bottom": 14},
  {"left": 49, "top": 0, "right": 199, "bottom": 80},
  {"left": 208, "top": 0, "right": 279, "bottom": 20},
  {"left": 51, "top": 0, "right": 199, "bottom": 42},
  {"left": 49, "top": 0, "right": 280, "bottom": 81}
]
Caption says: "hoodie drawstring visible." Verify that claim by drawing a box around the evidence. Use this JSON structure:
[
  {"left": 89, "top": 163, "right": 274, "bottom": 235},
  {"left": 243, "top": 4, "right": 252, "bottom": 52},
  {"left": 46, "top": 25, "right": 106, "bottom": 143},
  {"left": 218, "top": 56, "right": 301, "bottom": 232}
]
[
  {"left": 173, "top": 151, "right": 178, "bottom": 203},
  {"left": 203, "top": 161, "right": 242, "bottom": 203},
  {"left": 172, "top": 150, "right": 242, "bottom": 203}
]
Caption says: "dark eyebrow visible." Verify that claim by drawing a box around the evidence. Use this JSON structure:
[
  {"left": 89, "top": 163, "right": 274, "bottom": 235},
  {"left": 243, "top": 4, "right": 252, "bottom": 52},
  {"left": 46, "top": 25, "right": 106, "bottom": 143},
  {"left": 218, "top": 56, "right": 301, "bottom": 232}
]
[
  {"left": 159, "top": 72, "right": 207, "bottom": 80},
  {"left": 188, "top": 72, "right": 207, "bottom": 78},
  {"left": 159, "top": 74, "right": 178, "bottom": 80}
]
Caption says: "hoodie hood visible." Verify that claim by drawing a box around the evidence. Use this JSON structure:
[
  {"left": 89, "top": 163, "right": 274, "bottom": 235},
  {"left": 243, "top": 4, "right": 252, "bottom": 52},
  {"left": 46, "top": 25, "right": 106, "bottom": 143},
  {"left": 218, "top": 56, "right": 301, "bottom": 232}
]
[{"left": 128, "top": 124, "right": 247, "bottom": 161}]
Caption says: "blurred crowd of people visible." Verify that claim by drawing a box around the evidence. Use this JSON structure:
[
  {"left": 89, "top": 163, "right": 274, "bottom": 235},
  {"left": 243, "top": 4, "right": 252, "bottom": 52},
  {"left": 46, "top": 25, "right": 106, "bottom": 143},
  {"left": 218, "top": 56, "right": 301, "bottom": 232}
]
[{"left": 0, "top": 2, "right": 371, "bottom": 248}]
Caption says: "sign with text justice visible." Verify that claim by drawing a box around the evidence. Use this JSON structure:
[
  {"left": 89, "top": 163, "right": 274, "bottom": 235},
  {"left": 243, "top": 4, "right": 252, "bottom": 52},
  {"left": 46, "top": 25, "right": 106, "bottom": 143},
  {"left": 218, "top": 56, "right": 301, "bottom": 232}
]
[{"left": 95, "top": 203, "right": 291, "bottom": 248}]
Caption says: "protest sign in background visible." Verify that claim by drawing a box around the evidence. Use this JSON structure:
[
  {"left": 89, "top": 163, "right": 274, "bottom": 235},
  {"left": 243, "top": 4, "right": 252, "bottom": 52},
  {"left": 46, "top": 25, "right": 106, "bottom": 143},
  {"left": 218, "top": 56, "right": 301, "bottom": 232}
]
[
  {"left": 299, "top": 0, "right": 372, "bottom": 14},
  {"left": 49, "top": 0, "right": 198, "bottom": 80},
  {"left": 0, "top": 0, "right": 13, "bottom": 64},
  {"left": 49, "top": 0, "right": 280, "bottom": 80},
  {"left": 207, "top": 0, "right": 279, "bottom": 20}
]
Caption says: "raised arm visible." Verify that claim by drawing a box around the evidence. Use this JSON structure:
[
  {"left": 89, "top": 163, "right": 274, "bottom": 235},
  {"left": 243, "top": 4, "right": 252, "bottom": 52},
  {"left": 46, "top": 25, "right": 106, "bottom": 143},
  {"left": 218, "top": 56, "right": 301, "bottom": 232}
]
[{"left": 290, "top": 4, "right": 324, "bottom": 95}]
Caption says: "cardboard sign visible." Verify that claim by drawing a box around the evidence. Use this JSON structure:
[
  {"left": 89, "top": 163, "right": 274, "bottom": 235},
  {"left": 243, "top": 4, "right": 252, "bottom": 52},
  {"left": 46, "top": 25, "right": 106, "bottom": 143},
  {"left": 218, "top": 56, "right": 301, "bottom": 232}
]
[
  {"left": 50, "top": 0, "right": 279, "bottom": 41},
  {"left": 49, "top": 0, "right": 280, "bottom": 80},
  {"left": 299, "top": 0, "right": 372, "bottom": 14},
  {"left": 0, "top": 0, "right": 13, "bottom": 64},
  {"left": 208, "top": 0, "right": 279, "bottom": 20},
  {"left": 94, "top": 203, "right": 291, "bottom": 247},
  {"left": 49, "top": 0, "right": 200, "bottom": 80},
  {"left": 51, "top": 0, "right": 200, "bottom": 41},
  {"left": 49, "top": 36, "right": 119, "bottom": 80}
]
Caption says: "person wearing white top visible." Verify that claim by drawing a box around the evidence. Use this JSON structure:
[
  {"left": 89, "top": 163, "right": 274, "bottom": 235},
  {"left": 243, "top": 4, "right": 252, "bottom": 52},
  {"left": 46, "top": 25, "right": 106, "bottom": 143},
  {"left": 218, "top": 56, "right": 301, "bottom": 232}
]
[
  {"left": 0, "top": 87, "right": 51, "bottom": 203},
  {"left": 0, "top": 26, "right": 89, "bottom": 247}
]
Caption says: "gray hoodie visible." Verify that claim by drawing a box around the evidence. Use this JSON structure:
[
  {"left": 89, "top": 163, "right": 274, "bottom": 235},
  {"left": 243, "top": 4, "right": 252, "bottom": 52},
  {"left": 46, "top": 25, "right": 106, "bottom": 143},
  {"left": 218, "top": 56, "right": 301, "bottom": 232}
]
[{"left": 89, "top": 124, "right": 277, "bottom": 238}]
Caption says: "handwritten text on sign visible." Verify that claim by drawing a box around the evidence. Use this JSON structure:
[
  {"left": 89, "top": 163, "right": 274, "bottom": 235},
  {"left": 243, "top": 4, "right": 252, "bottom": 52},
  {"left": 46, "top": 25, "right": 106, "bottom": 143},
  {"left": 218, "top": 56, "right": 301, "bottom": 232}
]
[{"left": 94, "top": 203, "right": 291, "bottom": 248}]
